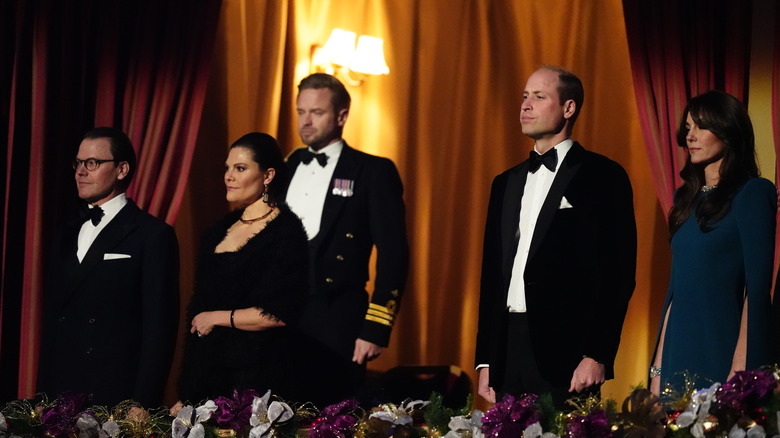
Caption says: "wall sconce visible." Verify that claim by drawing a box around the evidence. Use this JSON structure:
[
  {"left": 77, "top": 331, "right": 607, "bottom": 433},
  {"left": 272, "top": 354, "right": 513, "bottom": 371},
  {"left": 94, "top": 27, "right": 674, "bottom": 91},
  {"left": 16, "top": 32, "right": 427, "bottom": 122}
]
[{"left": 311, "top": 28, "right": 389, "bottom": 86}]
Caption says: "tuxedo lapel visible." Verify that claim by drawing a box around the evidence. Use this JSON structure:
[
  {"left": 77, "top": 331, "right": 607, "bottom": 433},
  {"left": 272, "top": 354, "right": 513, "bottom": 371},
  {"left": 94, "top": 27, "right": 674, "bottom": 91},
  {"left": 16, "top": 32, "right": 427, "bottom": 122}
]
[
  {"left": 313, "top": 144, "right": 360, "bottom": 246},
  {"left": 57, "top": 221, "right": 84, "bottom": 305},
  {"left": 528, "top": 143, "right": 585, "bottom": 261},
  {"left": 64, "top": 202, "right": 139, "bottom": 302}
]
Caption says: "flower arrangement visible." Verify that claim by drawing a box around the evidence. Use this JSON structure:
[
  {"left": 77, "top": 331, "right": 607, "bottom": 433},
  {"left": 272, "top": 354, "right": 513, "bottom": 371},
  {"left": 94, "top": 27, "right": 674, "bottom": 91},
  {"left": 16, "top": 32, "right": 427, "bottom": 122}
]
[{"left": 4, "top": 367, "right": 780, "bottom": 438}]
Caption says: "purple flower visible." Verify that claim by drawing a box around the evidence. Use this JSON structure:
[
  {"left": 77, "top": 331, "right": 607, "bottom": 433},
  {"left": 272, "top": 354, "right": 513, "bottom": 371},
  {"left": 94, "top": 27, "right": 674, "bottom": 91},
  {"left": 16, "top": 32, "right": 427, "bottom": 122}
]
[
  {"left": 564, "top": 409, "right": 611, "bottom": 438},
  {"left": 40, "top": 392, "right": 91, "bottom": 437},
  {"left": 213, "top": 389, "right": 261, "bottom": 430},
  {"left": 310, "top": 399, "right": 360, "bottom": 438},
  {"left": 481, "top": 394, "right": 540, "bottom": 438},
  {"left": 716, "top": 370, "right": 777, "bottom": 412}
]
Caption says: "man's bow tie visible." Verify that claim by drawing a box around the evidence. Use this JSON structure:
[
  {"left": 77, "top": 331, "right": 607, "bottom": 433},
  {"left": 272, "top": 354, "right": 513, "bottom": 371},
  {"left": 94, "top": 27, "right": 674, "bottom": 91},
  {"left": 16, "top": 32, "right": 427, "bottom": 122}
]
[
  {"left": 528, "top": 148, "right": 558, "bottom": 173},
  {"left": 80, "top": 204, "right": 104, "bottom": 226},
  {"left": 299, "top": 150, "right": 329, "bottom": 167}
]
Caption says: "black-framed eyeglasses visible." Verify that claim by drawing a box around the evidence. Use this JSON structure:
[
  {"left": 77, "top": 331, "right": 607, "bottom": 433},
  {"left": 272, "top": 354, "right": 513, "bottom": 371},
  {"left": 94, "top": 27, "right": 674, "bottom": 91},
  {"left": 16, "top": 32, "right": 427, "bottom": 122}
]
[{"left": 72, "top": 158, "right": 119, "bottom": 171}]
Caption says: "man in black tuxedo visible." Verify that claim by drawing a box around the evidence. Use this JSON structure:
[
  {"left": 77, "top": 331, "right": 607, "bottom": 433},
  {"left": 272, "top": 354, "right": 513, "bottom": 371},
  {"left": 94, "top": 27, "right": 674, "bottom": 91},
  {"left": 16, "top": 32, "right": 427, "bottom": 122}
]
[
  {"left": 37, "top": 127, "right": 179, "bottom": 407},
  {"left": 285, "top": 73, "right": 409, "bottom": 404},
  {"left": 475, "top": 66, "right": 636, "bottom": 408}
]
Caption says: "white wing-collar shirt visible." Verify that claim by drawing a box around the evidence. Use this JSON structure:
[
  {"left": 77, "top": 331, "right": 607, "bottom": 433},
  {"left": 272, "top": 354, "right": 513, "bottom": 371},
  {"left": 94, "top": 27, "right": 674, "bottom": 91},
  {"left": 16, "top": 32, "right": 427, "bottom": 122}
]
[
  {"left": 506, "top": 139, "right": 573, "bottom": 312},
  {"left": 286, "top": 140, "right": 344, "bottom": 240},
  {"left": 77, "top": 193, "right": 128, "bottom": 262}
]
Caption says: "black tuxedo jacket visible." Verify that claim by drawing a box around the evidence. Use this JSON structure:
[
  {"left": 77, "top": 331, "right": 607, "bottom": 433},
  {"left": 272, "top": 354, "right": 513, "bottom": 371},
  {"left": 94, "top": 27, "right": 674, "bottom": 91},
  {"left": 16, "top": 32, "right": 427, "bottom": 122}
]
[
  {"left": 475, "top": 142, "right": 636, "bottom": 389},
  {"left": 286, "top": 143, "right": 409, "bottom": 359},
  {"left": 37, "top": 199, "right": 179, "bottom": 407}
]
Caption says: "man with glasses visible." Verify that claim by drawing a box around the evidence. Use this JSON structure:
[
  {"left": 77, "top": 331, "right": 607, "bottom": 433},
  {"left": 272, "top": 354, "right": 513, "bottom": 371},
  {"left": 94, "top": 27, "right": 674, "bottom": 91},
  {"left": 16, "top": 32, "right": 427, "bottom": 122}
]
[{"left": 37, "top": 127, "right": 179, "bottom": 407}]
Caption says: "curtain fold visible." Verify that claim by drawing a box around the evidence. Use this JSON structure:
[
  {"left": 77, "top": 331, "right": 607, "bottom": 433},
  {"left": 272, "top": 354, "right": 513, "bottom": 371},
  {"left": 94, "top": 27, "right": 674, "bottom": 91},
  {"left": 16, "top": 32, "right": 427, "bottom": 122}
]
[
  {"left": 622, "top": 0, "right": 753, "bottom": 215},
  {"left": 0, "top": 0, "right": 221, "bottom": 400}
]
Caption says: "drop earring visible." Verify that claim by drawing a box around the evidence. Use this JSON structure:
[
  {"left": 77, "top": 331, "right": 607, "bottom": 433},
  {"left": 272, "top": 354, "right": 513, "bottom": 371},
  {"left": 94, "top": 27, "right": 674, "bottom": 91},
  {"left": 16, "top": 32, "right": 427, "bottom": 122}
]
[{"left": 262, "top": 183, "right": 269, "bottom": 203}]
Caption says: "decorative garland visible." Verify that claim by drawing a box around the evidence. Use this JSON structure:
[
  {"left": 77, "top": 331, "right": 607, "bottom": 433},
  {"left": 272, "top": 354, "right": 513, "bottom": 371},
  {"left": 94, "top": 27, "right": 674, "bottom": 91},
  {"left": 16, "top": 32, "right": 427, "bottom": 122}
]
[{"left": 3, "top": 367, "right": 780, "bottom": 438}]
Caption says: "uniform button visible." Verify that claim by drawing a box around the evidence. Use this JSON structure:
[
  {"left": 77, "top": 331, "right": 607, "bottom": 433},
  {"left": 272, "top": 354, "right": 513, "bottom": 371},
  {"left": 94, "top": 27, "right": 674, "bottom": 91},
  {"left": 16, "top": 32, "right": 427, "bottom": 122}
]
[
  {"left": 88, "top": 318, "right": 96, "bottom": 324},
  {"left": 336, "top": 255, "right": 344, "bottom": 261},
  {"left": 325, "top": 278, "right": 334, "bottom": 283},
  {"left": 345, "top": 233, "right": 354, "bottom": 238},
  {"left": 58, "top": 316, "right": 66, "bottom": 322}
]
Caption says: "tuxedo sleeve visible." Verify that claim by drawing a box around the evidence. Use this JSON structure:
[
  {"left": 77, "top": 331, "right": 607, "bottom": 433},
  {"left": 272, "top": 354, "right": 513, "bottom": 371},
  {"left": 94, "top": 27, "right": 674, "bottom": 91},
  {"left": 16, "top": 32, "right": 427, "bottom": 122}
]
[
  {"left": 475, "top": 174, "right": 507, "bottom": 366},
  {"left": 359, "top": 157, "right": 409, "bottom": 346},
  {"left": 581, "top": 161, "right": 636, "bottom": 371},
  {"left": 133, "top": 222, "right": 179, "bottom": 406}
]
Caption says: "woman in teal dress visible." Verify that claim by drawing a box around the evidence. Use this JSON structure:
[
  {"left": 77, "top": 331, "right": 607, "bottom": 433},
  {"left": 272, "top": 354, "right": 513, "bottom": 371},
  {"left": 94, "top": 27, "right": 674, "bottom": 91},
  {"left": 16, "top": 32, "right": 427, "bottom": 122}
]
[{"left": 650, "top": 90, "right": 776, "bottom": 396}]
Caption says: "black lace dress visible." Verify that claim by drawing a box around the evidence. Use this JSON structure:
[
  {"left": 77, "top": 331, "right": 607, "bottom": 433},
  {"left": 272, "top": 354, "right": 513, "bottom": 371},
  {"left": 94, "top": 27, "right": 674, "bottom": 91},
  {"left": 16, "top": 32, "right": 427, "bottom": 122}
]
[{"left": 177, "top": 206, "right": 308, "bottom": 403}]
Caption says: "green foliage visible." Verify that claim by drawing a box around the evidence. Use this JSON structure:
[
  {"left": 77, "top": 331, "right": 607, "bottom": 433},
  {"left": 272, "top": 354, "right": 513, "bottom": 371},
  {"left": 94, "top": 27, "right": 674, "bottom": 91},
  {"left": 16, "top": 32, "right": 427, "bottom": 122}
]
[{"left": 422, "top": 392, "right": 473, "bottom": 435}]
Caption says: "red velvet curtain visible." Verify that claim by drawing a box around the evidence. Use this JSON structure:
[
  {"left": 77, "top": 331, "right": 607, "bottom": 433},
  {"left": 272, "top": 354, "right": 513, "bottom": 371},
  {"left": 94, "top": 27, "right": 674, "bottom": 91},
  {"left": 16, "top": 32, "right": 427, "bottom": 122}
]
[
  {"left": 622, "top": 0, "right": 753, "bottom": 215},
  {"left": 0, "top": 0, "right": 221, "bottom": 400}
]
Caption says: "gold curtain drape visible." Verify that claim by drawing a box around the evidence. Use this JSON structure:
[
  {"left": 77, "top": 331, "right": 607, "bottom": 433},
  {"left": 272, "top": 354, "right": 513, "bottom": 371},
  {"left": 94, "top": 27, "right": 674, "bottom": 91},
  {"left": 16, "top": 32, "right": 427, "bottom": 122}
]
[{"left": 171, "top": 0, "right": 669, "bottom": 406}]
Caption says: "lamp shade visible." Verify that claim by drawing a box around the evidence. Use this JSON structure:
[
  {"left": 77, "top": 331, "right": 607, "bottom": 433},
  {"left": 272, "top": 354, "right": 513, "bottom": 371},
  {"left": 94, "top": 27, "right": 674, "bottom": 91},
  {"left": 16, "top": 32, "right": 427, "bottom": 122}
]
[
  {"left": 322, "top": 28, "right": 357, "bottom": 67},
  {"left": 349, "top": 35, "right": 389, "bottom": 75}
]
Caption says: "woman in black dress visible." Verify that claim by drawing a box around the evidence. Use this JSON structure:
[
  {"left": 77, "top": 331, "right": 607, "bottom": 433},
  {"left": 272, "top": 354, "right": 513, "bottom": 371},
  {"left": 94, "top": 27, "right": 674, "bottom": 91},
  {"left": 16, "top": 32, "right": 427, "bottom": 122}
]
[{"left": 173, "top": 132, "right": 308, "bottom": 407}]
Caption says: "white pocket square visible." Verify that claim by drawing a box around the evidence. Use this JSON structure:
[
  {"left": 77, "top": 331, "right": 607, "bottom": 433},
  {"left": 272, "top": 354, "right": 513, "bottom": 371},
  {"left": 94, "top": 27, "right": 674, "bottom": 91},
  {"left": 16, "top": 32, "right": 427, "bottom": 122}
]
[
  {"left": 104, "top": 253, "right": 131, "bottom": 260},
  {"left": 559, "top": 196, "right": 574, "bottom": 209}
]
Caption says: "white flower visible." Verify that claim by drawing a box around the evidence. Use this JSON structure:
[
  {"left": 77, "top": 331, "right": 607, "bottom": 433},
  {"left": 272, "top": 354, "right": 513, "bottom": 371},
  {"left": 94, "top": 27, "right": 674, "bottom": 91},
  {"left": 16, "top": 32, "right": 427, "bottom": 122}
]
[
  {"left": 369, "top": 399, "right": 429, "bottom": 426},
  {"left": 77, "top": 413, "right": 102, "bottom": 438},
  {"left": 400, "top": 399, "right": 430, "bottom": 412},
  {"left": 249, "top": 390, "right": 294, "bottom": 438},
  {"left": 524, "top": 422, "right": 544, "bottom": 438},
  {"left": 675, "top": 383, "right": 720, "bottom": 435},
  {"left": 728, "top": 423, "right": 767, "bottom": 438},
  {"left": 101, "top": 420, "right": 120, "bottom": 438},
  {"left": 522, "top": 421, "right": 559, "bottom": 438},
  {"left": 444, "top": 410, "right": 485, "bottom": 438},
  {"left": 172, "top": 400, "right": 217, "bottom": 438}
]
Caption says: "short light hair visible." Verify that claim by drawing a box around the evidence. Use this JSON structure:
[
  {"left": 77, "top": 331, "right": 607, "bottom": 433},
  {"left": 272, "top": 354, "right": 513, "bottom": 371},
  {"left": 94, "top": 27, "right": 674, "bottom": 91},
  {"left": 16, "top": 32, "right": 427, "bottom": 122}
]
[{"left": 297, "top": 73, "right": 351, "bottom": 112}]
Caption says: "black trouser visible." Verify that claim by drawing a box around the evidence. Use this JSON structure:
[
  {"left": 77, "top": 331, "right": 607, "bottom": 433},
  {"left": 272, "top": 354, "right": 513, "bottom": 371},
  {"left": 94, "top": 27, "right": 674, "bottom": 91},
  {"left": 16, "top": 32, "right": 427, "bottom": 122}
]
[{"left": 501, "top": 312, "right": 600, "bottom": 410}]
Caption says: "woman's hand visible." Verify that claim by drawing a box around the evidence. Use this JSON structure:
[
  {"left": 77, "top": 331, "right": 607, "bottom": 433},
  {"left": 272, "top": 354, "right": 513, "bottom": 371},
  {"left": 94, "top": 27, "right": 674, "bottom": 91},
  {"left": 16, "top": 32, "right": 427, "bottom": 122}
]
[{"left": 191, "top": 311, "right": 220, "bottom": 336}]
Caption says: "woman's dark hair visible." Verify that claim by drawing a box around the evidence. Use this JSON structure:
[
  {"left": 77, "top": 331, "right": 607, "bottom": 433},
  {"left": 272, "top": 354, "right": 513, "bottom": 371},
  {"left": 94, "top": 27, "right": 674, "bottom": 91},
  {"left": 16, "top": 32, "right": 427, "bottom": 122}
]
[
  {"left": 229, "top": 132, "right": 289, "bottom": 206},
  {"left": 668, "top": 90, "right": 758, "bottom": 234}
]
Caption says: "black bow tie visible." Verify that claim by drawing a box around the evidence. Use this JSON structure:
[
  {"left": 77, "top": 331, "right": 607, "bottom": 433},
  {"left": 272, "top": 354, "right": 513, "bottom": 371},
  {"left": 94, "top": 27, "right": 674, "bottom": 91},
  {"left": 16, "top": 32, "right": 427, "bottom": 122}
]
[
  {"left": 528, "top": 148, "right": 558, "bottom": 173},
  {"left": 299, "top": 150, "right": 328, "bottom": 167},
  {"left": 79, "top": 204, "right": 104, "bottom": 226}
]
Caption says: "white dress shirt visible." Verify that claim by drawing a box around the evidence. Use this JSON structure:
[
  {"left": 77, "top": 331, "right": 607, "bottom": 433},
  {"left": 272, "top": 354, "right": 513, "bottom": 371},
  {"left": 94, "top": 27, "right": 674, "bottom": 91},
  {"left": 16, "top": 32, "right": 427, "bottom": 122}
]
[
  {"left": 506, "top": 139, "right": 573, "bottom": 312},
  {"left": 286, "top": 141, "right": 343, "bottom": 240},
  {"left": 77, "top": 193, "right": 128, "bottom": 262}
]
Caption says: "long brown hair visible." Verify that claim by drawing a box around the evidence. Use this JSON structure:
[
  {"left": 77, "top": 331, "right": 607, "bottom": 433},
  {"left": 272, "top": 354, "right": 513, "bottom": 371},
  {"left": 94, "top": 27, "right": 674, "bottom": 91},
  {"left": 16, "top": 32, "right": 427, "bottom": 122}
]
[{"left": 668, "top": 91, "right": 758, "bottom": 234}]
